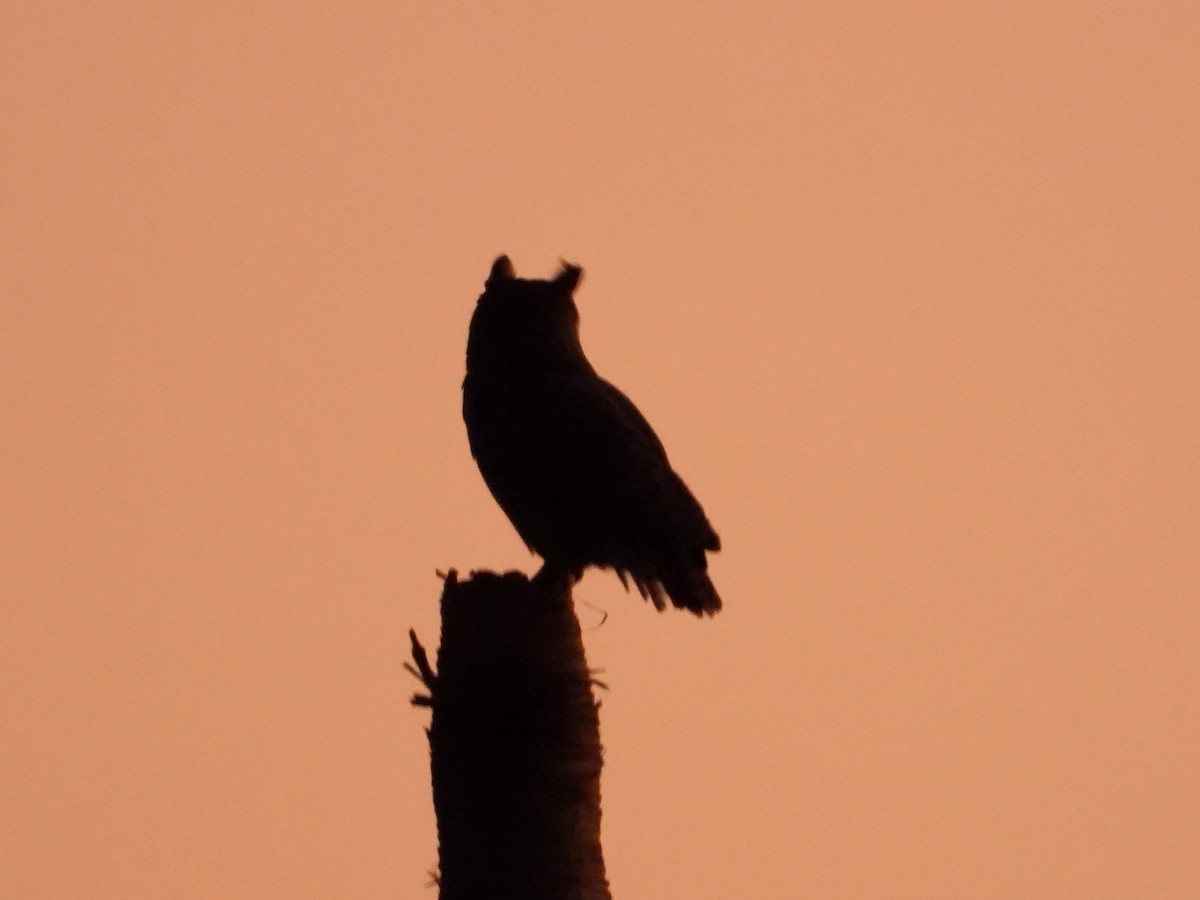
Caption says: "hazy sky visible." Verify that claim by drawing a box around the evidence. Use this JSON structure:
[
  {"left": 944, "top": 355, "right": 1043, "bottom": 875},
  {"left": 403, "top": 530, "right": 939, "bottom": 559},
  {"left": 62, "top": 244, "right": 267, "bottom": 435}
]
[{"left": 4, "top": 4, "right": 1198, "bottom": 897}]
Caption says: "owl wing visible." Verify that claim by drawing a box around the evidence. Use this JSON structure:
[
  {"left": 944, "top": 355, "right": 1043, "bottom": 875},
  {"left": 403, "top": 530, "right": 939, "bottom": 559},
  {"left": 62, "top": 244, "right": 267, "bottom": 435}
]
[
  {"left": 547, "top": 375, "right": 718, "bottom": 553},
  {"left": 464, "top": 366, "right": 717, "bottom": 558}
]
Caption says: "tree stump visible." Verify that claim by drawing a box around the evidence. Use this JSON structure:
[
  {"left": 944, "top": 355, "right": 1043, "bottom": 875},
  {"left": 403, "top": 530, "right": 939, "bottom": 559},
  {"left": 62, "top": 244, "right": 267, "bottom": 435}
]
[{"left": 410, "top": 569, "right": 609, "bottom": 900}]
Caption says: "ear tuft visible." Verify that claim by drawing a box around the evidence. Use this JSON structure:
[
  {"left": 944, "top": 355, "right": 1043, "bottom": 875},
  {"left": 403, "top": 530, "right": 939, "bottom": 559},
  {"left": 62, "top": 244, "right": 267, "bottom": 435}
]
[
  {"left": 555, "top": 261, "right": 583, "bottom": 293},
  {"left": 487, "top": 255, "right": 515, "bottom": 287}
]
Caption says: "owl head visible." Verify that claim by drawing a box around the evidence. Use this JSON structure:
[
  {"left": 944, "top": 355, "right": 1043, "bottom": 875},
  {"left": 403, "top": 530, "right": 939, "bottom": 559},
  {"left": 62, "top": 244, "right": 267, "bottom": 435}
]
[{"left": 467, "top": 256, "right": 587, "bottom": 371}]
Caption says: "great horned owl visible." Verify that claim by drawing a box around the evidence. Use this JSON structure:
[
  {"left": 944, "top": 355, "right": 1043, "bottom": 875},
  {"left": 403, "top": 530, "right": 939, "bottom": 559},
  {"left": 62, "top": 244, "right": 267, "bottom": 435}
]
[{"left": 462, "top": 255, "right": 722, "bottom": 616}]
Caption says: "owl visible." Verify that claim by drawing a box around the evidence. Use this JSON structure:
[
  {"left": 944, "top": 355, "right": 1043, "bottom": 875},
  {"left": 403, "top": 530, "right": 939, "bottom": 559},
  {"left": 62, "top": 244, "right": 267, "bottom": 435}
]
[{"left": 462, "top": 255, "right": 722, "bottom": 616}]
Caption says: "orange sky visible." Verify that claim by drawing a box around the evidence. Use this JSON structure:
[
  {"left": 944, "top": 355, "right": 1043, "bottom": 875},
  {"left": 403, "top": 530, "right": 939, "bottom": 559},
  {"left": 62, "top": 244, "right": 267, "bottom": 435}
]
[{"left": 4, "top": 4, "right": 1198, "bottom": 897}]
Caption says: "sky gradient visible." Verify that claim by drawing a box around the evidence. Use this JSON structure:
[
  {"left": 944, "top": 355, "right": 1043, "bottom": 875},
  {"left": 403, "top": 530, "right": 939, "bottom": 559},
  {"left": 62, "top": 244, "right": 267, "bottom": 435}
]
[{"left": 4, "top": 4, "right": 1198, "bottom": 897}]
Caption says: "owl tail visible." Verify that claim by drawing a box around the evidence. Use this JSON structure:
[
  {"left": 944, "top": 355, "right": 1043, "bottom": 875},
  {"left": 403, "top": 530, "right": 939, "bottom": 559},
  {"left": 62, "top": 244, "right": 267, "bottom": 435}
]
[
  {"left": 621, "top": 566, "right": 722, "bottom": 617},
  {"left": 661, "top": 567, "right": 722, "bottom": 617}
]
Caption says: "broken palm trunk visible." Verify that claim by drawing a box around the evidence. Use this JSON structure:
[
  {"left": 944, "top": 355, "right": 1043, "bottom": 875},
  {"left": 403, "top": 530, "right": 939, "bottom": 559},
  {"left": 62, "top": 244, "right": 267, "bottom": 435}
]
[{"left": 410, "top": 570, "right": 609, "bottom": 900}]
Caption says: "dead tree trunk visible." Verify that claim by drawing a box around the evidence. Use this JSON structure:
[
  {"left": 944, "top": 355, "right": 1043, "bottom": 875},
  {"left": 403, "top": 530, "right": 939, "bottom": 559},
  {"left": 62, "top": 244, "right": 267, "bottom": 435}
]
[{"left": 410, "top": 570, "right": 609, "bottom": 900}]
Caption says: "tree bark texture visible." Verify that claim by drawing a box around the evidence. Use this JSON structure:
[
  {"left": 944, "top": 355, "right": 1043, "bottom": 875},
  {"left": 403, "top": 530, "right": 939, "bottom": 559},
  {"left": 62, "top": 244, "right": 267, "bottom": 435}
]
[{"left": 411, "top": 570, "right": 609, "bottom": 900}]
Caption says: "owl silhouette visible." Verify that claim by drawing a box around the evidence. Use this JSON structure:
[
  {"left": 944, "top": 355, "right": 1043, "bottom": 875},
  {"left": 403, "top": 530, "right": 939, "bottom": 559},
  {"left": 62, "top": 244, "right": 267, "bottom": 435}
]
[{"left": 462, "top": 256, "right": 722, "bottom": 616}]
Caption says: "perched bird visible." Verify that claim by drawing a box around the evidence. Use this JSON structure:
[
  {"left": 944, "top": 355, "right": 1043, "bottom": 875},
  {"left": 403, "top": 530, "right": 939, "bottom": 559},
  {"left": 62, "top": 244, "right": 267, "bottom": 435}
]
[{"left": 462, "top": 255, "right": 722, "bottom": 616}]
